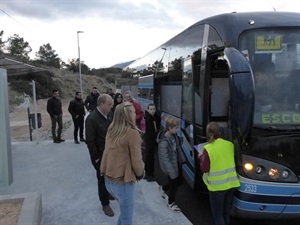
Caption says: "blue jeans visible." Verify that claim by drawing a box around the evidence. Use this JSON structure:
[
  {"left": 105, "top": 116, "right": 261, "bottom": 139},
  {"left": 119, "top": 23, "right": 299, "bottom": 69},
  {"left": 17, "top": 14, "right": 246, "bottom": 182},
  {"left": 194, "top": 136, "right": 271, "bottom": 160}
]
[
  {"left": 105, "top": 178, "right": 135, "bottom": 225},
  {"left": 209, "top": 188, "right": 236, "bottom": 225}
]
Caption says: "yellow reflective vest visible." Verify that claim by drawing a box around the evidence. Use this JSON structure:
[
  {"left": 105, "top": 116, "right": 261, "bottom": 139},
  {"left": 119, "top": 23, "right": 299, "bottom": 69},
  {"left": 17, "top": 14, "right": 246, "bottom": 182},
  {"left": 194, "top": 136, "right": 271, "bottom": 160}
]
[{"left": 202, "top": 138, "right": 240, "bottom": 191}]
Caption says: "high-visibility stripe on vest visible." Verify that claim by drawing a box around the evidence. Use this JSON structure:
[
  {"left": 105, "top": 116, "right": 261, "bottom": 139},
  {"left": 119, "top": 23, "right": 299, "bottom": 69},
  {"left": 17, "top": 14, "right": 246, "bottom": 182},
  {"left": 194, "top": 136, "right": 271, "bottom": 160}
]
[{"left": 202, "top": 138, "right": 240, "bottom": 191}]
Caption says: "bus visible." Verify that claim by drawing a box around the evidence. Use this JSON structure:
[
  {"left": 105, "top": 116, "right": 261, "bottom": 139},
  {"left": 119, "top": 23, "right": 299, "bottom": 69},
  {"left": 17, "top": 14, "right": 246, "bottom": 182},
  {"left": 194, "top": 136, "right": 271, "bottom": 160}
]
[
  {"left": 137, "top": 74, "right": 154, "bottom": 111},
  {"left": 124, "top": 12, "right": 300, "bottom": 219}
]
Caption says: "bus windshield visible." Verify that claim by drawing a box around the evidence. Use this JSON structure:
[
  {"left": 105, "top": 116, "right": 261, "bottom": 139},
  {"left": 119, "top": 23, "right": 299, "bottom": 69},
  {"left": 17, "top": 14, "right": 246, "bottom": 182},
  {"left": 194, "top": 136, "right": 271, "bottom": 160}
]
[{"left": 239, "top": 28, "right": 300, "bottom": 127}]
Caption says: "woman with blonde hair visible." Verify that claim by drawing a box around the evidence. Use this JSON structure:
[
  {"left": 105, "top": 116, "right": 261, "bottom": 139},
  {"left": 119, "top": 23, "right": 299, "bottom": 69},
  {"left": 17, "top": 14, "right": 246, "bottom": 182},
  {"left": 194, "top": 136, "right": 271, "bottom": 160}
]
[{"left": 100, "top": 102, "right": 144, "bottom": 225}]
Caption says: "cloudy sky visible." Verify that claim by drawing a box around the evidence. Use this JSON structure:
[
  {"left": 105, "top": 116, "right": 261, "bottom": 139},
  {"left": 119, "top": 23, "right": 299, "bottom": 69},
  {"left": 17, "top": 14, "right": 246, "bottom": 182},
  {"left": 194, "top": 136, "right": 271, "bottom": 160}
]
[{"left": 1, "top": 0, "right": 299, "bottom": 68}]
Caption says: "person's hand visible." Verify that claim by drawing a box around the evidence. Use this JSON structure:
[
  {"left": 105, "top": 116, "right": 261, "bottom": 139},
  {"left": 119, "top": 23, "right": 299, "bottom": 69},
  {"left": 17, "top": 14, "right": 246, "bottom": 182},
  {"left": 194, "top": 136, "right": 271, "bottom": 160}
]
[
  {"left": 92, "top": 158, "right": 101, "bottom": 170},
  {"left": 136, "top": 170, "right": 145, "bottom": 181},
  {"left": 75, "top": 115, "right": 79, "bottom": 118}
]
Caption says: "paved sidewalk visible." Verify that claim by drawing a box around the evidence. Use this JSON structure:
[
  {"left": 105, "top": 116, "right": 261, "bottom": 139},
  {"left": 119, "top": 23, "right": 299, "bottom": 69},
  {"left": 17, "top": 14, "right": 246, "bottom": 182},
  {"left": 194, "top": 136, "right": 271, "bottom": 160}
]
[{"left": 1, "top": 141, "right": 192, "bottom": 225}]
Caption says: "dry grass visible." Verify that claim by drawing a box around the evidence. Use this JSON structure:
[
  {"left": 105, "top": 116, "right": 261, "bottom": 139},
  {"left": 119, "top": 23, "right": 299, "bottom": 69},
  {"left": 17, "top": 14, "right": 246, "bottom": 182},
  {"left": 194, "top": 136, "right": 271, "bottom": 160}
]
[{"left": 0, "top": 200, "right": 23, "bottom": 225}]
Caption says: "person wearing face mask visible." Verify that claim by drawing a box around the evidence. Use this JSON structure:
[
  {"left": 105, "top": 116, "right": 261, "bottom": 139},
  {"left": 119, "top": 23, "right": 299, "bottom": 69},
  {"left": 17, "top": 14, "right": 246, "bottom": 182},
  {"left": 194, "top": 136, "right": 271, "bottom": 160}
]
[
  {"left": 143, "top": 103, "right": 161, "bottom": 182},
  {"left": 199, "top": 122, "right": 240, "bottom": 225}
]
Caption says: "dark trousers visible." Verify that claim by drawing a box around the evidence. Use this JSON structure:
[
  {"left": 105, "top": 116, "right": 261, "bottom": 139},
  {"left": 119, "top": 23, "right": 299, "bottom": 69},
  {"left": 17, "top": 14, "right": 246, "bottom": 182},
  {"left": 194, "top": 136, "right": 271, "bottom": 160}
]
[
  {"left": 163, "top": 164, "right": 183, "bottom": 204},
  {"left": 145, "top": 142, "right": 157, "bottom": 176},
  {"left": 96, "top": 166, "right": 110, "bottom": 206},
  {"left": 51, "top": 115, "right": 63, "bottom": 140},
  {"left": 72, "top": 116, "right": 84, "bottom": 141},
  {"left": 209, "top": 188, "right": 236, "bottom": 225},
  {"left": 163, "top": 176, "right": 182, "bottom": 204}
]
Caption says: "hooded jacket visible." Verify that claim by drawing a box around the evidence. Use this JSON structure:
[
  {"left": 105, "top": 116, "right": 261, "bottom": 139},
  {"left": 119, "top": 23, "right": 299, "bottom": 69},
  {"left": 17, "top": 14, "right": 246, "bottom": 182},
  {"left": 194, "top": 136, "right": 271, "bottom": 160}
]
[{"left": 157, "top": 130, "right": 186, "bottom": 179}]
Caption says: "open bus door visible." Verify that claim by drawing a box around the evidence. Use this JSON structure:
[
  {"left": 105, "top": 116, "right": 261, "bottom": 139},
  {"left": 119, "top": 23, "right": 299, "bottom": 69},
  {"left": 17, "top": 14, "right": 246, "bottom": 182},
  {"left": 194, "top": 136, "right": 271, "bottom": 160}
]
[{"left": 223, "top": 47, "right": 255, "bottom": 172}]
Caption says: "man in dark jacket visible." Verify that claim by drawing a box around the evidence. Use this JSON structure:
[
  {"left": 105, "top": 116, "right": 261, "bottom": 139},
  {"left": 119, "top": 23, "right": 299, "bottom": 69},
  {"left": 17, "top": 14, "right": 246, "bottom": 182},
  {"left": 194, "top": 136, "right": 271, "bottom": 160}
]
[
  {"left": 68, "top": 91, "right": 85, "bottom": 144},
  {"left": 47, "top": 90, "right": 65, "bottom": 143},
  {"left": 85, "top": 94, "right": 114, "bottom": 217},
  {"left": 84, "top": 87, "right": 99, "bottom": 112}
]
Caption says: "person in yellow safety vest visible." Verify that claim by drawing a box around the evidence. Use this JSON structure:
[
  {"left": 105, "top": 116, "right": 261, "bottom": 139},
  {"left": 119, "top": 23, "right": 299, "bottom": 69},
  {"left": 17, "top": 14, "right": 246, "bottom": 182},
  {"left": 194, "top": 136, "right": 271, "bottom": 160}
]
[{"left": 199, "top": 122, "right": 240, "bottom": 225}]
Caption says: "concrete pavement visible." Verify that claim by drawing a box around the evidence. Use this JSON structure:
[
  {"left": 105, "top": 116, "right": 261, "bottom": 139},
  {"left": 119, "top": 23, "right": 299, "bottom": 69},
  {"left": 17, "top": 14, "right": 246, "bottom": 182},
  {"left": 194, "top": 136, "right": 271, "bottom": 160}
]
[{"left": 0, "top": 141, "right": 192, "bottom": 225}]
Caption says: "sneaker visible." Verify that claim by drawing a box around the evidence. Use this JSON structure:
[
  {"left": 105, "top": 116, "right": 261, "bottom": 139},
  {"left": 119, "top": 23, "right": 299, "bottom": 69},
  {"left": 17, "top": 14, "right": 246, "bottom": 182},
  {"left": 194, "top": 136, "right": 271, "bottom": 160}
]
[
  {"left": 57, "top": 138, "right": 65, "bottom": 142},
  {"left": 80, "top": 138, "right": 86, "bottom": 142},
  {"left": 167, "top": 202, "right": 181, "bottom": 213},
  {"left": 159, "top": 185, "right": 166, "bottom": 199},
  {"left": 53, "top": 139, "right": 61, "bottom": 143},
  {"left": 74, "top": 140, "right": 80, "bottom": 144},
  {"left": 102, "top": 205, "right": 114, "bottom": 217}
]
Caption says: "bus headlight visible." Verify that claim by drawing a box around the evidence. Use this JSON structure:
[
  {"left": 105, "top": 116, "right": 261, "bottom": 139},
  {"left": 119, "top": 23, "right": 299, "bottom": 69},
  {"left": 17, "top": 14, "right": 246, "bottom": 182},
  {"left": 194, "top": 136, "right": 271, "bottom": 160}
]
[
  {"left": 244, "top": 163, "right": 253, "bottom": 171},
  {"left": 241, "top": 155, "right": 298, "bottom": 182},
  {"left": 268, "top": 168, "right": 279, "bottom": 179}
]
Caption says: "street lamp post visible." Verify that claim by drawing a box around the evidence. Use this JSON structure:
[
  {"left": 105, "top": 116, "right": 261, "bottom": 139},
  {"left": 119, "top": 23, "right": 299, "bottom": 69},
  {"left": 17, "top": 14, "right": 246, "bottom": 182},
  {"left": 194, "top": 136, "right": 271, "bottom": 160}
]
[{"left": 77, "top": 31, "right": 84, "bottom": 94}]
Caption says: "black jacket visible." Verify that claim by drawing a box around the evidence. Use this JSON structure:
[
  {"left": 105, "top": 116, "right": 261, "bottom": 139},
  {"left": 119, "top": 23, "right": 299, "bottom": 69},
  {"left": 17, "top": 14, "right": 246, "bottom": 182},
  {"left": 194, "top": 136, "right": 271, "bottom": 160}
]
[
  {"left": 84, "top": 92, "right": 99, "bottom": 112},
  {"left": 47, "top": 97, "right": 62, "bottom": 117},
  {"left": 68, "top": 97, "right": 85, "bottom": 118},
  {"left": 144, "top": 110, "right": 161, "bottom": 144},
  {"left": 85, "top": 109, "right": 113, "bottom": 165}
]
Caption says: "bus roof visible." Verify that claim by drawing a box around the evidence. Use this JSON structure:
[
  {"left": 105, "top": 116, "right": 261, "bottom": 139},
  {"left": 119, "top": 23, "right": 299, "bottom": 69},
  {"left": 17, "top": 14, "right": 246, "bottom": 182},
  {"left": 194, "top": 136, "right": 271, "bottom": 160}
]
[
  {"left": 125, "top": 11, "right": 300, "bottom": 70},
  {"left": 160, "top": 11, "right": 300, "bottom": 48}
]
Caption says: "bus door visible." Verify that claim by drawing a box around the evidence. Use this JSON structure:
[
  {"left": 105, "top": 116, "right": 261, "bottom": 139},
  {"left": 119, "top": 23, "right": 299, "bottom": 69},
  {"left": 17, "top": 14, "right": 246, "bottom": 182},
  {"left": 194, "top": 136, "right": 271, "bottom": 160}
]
[
  {"left": 207, "top": 50, "right": 231, "bottom": 139},
  {"left": 181, "top": 57, "right": 196, "bottom": 189},
  {"left": 223, "top": 47, "right": 255, "bottom": 162}
]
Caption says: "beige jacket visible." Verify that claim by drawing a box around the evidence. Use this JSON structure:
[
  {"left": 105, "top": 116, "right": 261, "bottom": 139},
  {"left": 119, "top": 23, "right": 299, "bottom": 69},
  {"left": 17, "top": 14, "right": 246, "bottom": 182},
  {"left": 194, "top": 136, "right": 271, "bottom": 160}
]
[{"left": 100, "top": 128, "right": 144, "bottom": 183}]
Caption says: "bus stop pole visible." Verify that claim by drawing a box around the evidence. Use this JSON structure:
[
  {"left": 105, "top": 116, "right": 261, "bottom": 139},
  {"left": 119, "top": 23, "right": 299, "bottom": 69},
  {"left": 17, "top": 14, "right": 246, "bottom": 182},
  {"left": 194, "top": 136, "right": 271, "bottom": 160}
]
[
  {"left": 27, "top": 107, "right": 33, "bottom": 141},
  {"left": 31, "top": 80, "right": 39, "bottom": 144}
]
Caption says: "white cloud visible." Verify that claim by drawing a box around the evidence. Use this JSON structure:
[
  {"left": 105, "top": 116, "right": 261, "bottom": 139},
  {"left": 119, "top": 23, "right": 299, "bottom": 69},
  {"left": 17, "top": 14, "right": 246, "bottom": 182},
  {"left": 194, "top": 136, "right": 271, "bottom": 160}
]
[{"left": 1, "top": 0, "right": 299, "bottom": 68}]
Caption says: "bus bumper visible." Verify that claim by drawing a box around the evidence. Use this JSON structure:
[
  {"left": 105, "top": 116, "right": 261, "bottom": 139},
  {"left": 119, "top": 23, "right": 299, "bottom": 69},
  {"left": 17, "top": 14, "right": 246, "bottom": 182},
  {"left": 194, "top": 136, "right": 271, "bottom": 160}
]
[{"left": 231, "top": 176, "right": 300, "bottom": 219}]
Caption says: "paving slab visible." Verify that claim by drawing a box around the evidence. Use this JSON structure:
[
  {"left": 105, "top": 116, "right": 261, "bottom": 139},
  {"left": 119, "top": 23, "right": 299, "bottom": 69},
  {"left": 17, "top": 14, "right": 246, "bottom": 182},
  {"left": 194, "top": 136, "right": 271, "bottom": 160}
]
[{"left": 0, "top": 141, "right": 192, "bottom": 225}]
